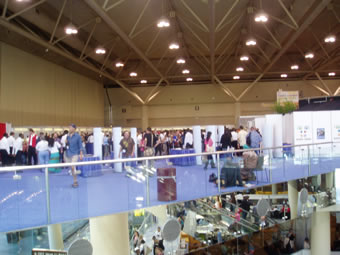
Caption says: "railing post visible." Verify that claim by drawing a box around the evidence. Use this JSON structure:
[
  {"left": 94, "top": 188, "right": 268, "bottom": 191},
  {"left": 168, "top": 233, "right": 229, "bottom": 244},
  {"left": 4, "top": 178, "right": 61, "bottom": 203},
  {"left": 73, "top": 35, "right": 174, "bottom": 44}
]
[
  {"left": 217, "top": 153, "right": 221, "bottom": 193},
  {"left": 45, "top": 167, "right": 51, "bottom": 224},
  {"left": 145, "top": 160, "right": 150, "bottom": 206},
  {"left": 307, "top": 145, "right": 311, "bottom": 176}
]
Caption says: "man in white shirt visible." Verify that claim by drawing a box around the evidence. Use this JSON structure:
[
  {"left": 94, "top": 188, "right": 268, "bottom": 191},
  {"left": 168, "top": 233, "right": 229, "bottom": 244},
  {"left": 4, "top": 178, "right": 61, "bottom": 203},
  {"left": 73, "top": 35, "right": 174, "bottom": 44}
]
[
  {"left": 0, "top": 133, "right": 10, "bottom": 166},
  {"left": 183, "top": 129, "right": 193, "bottom": 149},
  {"left": 60, "top": 130, "right": 69, "bottom": 162},
  {"left": 14, "top": 134, "right": 24, "bottom": 165},
  {"left": 238, "top": 126, "right": 248, "bottom": 148},
  {"left": 8, "top": 132, "right": 15, "bottom": 164}
]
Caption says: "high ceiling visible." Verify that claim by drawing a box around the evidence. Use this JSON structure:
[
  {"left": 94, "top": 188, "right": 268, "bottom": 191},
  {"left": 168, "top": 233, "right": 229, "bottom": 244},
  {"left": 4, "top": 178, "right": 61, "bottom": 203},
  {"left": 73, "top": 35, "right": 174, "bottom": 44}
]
[{"left": 0, "top": 0, "right": 340, "bottom": 104}]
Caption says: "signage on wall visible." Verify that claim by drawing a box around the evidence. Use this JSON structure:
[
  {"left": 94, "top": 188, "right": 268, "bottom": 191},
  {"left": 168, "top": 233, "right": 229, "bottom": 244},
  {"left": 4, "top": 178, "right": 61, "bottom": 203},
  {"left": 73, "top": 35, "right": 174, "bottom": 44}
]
[
  {"left": 296, "top": 125, "right": 312, "bottom": 141},
  {"left": 317, "top": 128, "right": 325, "bottom": 140},
  {"left": 277, "top": 89, "right": 299, "bottom": 108},
  {"left": 333, "top": 125, "right": 340, "bottom": 140}
]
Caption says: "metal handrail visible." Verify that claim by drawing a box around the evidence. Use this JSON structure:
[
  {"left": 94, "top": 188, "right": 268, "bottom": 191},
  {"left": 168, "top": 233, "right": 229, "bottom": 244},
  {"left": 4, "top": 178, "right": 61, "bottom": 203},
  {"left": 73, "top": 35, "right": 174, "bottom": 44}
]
[{"left": 0, "top": 141, "right": 337, "bottom": 172}]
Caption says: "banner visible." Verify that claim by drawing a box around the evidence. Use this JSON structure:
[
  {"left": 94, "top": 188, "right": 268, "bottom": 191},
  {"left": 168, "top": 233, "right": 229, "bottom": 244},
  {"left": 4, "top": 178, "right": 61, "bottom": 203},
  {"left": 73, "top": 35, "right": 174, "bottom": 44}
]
[{"left": 277, "top": 90, "right": 299, "bottom": 108}]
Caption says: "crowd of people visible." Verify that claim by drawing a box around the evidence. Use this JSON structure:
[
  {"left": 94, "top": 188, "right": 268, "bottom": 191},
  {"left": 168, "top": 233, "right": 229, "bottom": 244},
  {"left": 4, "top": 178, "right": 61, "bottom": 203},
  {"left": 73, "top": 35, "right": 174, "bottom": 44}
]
[{"left": 132, "top": 226, "right": 165, "bottom": 255}]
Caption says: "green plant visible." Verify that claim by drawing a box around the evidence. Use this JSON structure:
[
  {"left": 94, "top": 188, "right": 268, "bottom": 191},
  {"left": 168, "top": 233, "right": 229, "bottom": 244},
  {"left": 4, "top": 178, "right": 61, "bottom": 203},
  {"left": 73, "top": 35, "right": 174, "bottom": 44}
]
[{"left": 273, "top": 101, "right": 297, "bottom": 114}]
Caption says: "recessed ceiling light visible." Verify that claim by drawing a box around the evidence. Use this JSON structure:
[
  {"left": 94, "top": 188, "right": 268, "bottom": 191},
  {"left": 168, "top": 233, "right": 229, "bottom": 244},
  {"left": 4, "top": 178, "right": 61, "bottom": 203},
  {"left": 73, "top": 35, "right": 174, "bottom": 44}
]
[
  {"left": 115, "top": 62, "right": 124, "bottom": 68},
  {"left": 95, "top": 47, "right": 106, "bottom": 54},
  {"left": 233, "top": 76, "right": 240, "bottom": 80},
  {"left": 182, "top": 69, "right": 190, "bottom": 74},
  {"left": 305, "top": 52, "right": 314, "bottom": 59},
  {"left": 324, "top": 35, "right": 336, "bottom": 43},
  {"left": 16, "top": 0, "right": 31, "bottom": 2},
  {"left": 157, "top": 17, "right": 170, "bottom": 28},
  {"left": 240, "top": 55, "right": 249, "bottom": 61},
  {"left": 186, "top": 77, "right": 193, "bottom": 82},
  {"left": 169, "top": 43, "right": 179, "bottom": 50},
  {"left": 176, "top": 58, "right": 186, "bottom": 64},
  {"left": 254, "top": 12, "right": 268, "bottom": 23},
  {"left": 64, "top": 24, "right": 78, "bottom": 35},
  {"left": 328, "top": 72, "right": 336, "bottom": 76},
  {"left": 281, "top": 74, "right": 288, "bottom": 78},
  {"left": 246, "top": 39, "right": 256, "bottom": 46},
  {"left": 236, "top": 67, "right": 244, "bottom": 72},
  {"left": 129, "top": 72, "right": 137, "bottom": 77},
  {"left": 291, "top": 65, "right": 299, "bottom": 70},
  {"left": 140, "top": 80, "right": 147, "bottom": 84}
]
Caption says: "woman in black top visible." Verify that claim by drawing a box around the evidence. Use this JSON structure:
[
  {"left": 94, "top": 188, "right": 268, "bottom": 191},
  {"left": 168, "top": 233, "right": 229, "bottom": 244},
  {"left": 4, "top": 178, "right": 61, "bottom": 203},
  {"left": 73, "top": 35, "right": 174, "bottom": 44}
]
[{"left": 220, "top": 128, "right": 232, "bottom": 150}]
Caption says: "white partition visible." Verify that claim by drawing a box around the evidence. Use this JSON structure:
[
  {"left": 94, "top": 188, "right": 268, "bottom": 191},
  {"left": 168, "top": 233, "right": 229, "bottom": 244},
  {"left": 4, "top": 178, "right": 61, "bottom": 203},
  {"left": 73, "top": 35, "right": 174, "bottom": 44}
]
[
  {"left": 193, "top": 125, "right": 202, "bottom": 165},
  {"left": 206, "top": 125, "right": 217, "bottom": 162},
  {"left": 265, "top": 114, "right": 283, "bottom": 157},
  {"left": 217, "top": 125, "right": 224, "bottom": 145},
  {"left": 312, "top": 111, "right": 332, "bottom": 156},
  {"left": 93, "top": 128, "right": 103, "bottom": 159},
  {"left": 262, "top": 123, "right": 273, "bottom": 157},
  {"left": 293, "top": 112, "right": 313, "bottom": 158},
  {"left": 130, "top": 128, "right": 138, "bottom": 158},
  {"left": 255, "top": 117, "right": 265, "bottom": 135},
  {"left": 331, "top": 111, "right": 340, "bottom": 156},
  {"left": 113, "top": 127, "right": 122, "bottom": 172},
  {"left": 283, "top": 113, "right": 294, "bottom": 145}
]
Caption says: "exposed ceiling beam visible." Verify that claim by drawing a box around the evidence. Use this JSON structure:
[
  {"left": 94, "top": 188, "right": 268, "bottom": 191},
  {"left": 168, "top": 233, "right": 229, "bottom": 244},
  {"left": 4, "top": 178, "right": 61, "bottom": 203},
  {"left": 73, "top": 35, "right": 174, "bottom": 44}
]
[
  {"left": 80, "top": 22, "right": 98, "bottom": 60},
  {"left": 209, "top": 0, "right": 215, "bottom": 84},
  {"left": 6, "top": 0, "right": 47, "bottom": 21},
  {"left": 145, "top": 79, "right": 163, "bottom": 103},
  {"left": 215, "top": 0, "right": 240, "bottom": 32},
  {"left": 263, "top": 24, "right": 281, "bottom": 49},
  {"left": 314, "top": 72, "right": 333, "bottom": 95},
  {"left": 0, "top": 18, "right": 145, "bottom": 105},
  {"left": 237, "top": 0, "right": 332, "bottom": 101},
  {"left": 128, "top": 0, "right": 151, "bottom": 37},
  {"left": 215, "top": 76, "right": 237, "bottom": 101},
  {"left": 84, "top": 0, "right": 170, "bottom": 85},
  {"left": 105, "top": 0, "right": 125, "bottom": 12},
  {"left": 179, "top": 0, "right": 209, "bottom": 32},
  {"left": 2, "top": 0, "right": 8, "bottom": 18},
  {"left": 49, "top": 0, "right": 67, "bottom": 43},
  {"left": 277, "top": 0, "right": 299, "bottom": 29}
]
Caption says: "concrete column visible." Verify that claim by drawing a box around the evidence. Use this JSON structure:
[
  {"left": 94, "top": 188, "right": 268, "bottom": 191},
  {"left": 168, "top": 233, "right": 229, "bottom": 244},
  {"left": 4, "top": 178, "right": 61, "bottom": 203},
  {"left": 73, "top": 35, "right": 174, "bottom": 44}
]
[
  {"left": 234, "top": 102, "right": 241, "bottom": 127},
  {"left": 272, "top": 184, "right": 278, "bottom": 204},
  {"left": 326, "top": 172, "right": 334, "bottom": 190},
  {"left": 141, "top": 105, "right": 149, "bottom": 131},
  {"left": 311, "top": 212, "right": 330, "bottom": 255},
  {"left": 48, "top": 224, "right": 64, "bottom": 250},
  {"left": 288, "top": 180, "right": 298, "bottom": 220},
  {"left": 146, "top": 205, "right": 168, "bottom": 227},
  {"left": 90, "top": 212, "right": 130, "bottom": 255}
]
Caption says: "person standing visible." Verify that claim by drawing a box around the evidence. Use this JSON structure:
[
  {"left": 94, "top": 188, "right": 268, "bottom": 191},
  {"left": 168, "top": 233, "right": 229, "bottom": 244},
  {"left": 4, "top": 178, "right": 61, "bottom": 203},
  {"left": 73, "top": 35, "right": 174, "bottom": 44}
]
[
  {"left": 0, "top": 133, "right": 10, "bottom": 166},
  {"left": 14, "top": 133, "right": 24, "bottom": 165},
  {"left": 183, "top": 129, "right": 193, "bottom": 149},
  {"left": 143, "top": 127, "right": 158, "bottom": 167},
  {"left": 247, "top": 127, "right": 262, "bottom": 154},
  {"left": 237, "top": 126, "right": 248, "bottom": 149},
  {"left": 60, "top": 130, "right": 69, "bottom": 162},
  {"left": 8, "top": 132, "right": 15, "bottom": 164},
  {"left": 230, "top": 128, "right": 238, "bottom": 149},
  {"left": 240, "top": 196, "right": 251, "bottom": 220},
  {"left": 204, "top": 131, "right": 216, "bottom": 170},
  {"left": 28, "top": 128, "right": 38, "bottom": 165},
  {"left": 36, "top": 135, "right": 49, "bottom": 167},
  {"left": 65, "top": 124, "right": 84, "bottom": 188},
  {"left": 119, "top": 131, "right": 135, "bottom": 171},
  {"left": 48, "top": 137, "right": 61, "bottom": 173}
]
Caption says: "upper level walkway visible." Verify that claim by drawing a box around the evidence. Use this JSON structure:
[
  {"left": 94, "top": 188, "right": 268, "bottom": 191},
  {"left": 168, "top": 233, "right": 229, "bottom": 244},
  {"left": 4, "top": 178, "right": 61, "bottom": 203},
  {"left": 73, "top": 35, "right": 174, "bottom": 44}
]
[{"left": 0, "top": 142, "right": 339, "bottom": 232}]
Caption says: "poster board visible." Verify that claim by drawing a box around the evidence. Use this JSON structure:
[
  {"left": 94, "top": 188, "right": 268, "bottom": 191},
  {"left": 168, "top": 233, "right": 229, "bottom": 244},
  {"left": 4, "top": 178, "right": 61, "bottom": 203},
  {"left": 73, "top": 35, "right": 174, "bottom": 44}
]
[
  {"left": 277, "top": 90, "right": 299, "bottom": 108},
  {"left": 312, "top": 111, "right": 332, "bottom": 156},
  {"left": 293, "top": 112, "right": 313, "bottom": 158},
  {"left": 331, "top": 111, "right": 340, "bottom": 156}
]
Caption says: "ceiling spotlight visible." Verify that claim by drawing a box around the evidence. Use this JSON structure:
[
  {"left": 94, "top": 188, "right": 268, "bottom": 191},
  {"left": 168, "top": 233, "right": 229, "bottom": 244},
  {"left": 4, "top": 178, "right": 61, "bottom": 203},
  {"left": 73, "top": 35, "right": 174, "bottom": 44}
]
[
  {"left": 324, "top": 35, "right": 336, "bottom": 43},
  {"left": 169, "top": 43, "right": 179, "bottom": 50},
  {"left": 291, "top": 65, "right": 299, "bottom": 70},
  {"left": 115, "top": 62, "right": 124, "bottom": 68},
  {"left": 236, "top": 67, "right": 244, "bottom": 72},
  {"left": 129, "top": 72, "right": 137, "bottom": 77},
  {"left": 254, "top": 12, "right": 268, "bottom": 23},
  {"left": 281, "top": 74, "right": 288, "bottom": 78},
  {"left": 95, "top": 47, "right": 106, "bottom": 54},
  {"left": 305, "top": 52, "right": 314, "bottom": 59},
  {"left": 140, "top": 80, "right": 147, "bottom": 84},
  {"left": 328, "top": 72, "right": 336, "bottom": 76},
  {"left": 65, "top": 24, "right": 78, "bottom": 35},
  {"left": 186, "top": 77, "right": 193, "bottom": 82},
  {"left": 246, "top": 39, "right": 256, "bottom": 46},
  {"left": 240, "top": 55, "right": 249, "bottom": 61},
  {"left": 176, "top": 58, "right": 186, "bottom": 64},
  {"left": 157, "top": 17, "right": 170, "bottom": 28},
  {"left": 182, "top": 69, "right": 190, "bottom": 74},
  {"left": 233, "top": 76, "right": 240, "bottom": 80}
]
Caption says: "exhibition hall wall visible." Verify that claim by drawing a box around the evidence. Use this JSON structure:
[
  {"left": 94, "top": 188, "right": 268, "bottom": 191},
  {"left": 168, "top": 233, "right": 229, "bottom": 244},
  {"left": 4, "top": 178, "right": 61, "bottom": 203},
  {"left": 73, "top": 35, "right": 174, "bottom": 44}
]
[{"left": 0, "top": 43, "right": 105, "bottom": 127}]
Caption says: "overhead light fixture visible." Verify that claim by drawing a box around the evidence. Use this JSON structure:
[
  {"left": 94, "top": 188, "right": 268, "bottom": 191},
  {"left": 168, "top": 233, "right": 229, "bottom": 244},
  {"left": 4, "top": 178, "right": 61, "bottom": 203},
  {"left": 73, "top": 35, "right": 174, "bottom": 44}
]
[
  {"left": 176, "top": 58, "right": 186, "bottom": 64},
  {"left": 324, "top": 35, "right": 336, "bottom": 43},
  {"left": 16, "top": 0, "right": 31, "bottom": 2},
  {"left": 246, "top": 39, "right": 256, "bottom": 46},
  {"left": 233, "top": 76, "right": 240, "bottom": 80},
  {"left": 290, "top": 65, "right": 299, "bottom": 70},
  {"left": 328, "top": 72, "right": 336, "bottom": 76},
  {"left": 64, "top": 24, "right": 78, "bottom": 35},
  {"left": 236, "top": 67, "right": 244, "bottom": 72},
  {"left": 95, "top": 47, "right": 106, "bottom": 54},
  {"left": 169, "top": 43, "right": 179, "bottom": 50},
  {"left": 157, "top": 17, "right": 170, "bottom": 28},
  {"left": 240, "top": 55, "right": 249, "bottom": 61},
  {"left": 140, "top": 80, "right": 147, "bottom": 84},
  {"left": 129, "top": 72, "right": 137, "bottom": 77},
  {"left": 115, "top": 62, "right": 124, "bottom": 68},
  {"left": 281, "top": 74, "right": 288, "bottom": 78},
  {"left": 305, "top": 52, "right": 314, "bottom": 59},
  {"left": 186, "top": 78, "right": 193, "bottom": 82},
  {"left": 254, "top": 11, "right": 268, "bottom": 23},
  {"left": 182, "top": 69, "right": 190, "bottom": 74}
]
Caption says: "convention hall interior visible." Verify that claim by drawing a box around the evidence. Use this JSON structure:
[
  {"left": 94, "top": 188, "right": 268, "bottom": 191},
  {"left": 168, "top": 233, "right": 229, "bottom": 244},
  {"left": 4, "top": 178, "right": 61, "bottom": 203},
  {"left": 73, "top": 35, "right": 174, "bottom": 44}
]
[{"left": 0, "top": 0, "right": 340, "bottom": 254}]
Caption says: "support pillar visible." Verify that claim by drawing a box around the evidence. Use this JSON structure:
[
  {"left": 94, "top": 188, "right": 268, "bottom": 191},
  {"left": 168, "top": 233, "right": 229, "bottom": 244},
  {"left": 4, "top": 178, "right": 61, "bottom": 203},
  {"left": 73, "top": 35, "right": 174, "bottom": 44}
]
[
  {"left": 272, "top": 184, "right": 278, "bottom": 204},
  {"left": 311, "top": 212, "right": 330, "bottom": 255},
  {"left": 288, "top": 180, "right": 298, "bottom": 219},
  {"left": 326, "top": 172, "right": 334, "bottom": 190},
  {"left": 48, "top": 224, "right": 64, "bottom": 251},
  {"left": 146, "top": 204, "right": 168, "bottom": 227},
  {"left": 90, "top": 212, "right": 130, "bottom": 255},
  {"left": 141, "top": 105, "right": 149, "bottom": 131},
  {"left": 234, "top": 102, "right": 240, "bottom": 127}
]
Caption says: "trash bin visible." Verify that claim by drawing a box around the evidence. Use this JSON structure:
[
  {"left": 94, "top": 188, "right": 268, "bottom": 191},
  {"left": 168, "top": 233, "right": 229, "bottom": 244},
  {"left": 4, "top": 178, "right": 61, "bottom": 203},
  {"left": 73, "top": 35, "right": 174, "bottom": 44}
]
[{"left": 157, "top": 168, "right": 177, "bottom": 201}]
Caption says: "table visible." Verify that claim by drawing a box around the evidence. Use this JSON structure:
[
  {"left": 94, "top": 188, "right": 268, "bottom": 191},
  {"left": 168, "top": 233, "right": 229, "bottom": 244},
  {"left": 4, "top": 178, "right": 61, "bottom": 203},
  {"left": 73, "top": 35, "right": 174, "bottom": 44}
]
[
  {"left": 169, "top": 149, "right": 196, "bottom": 166},
  {"left": 79, "top": 155, "right": 102, "bottom": 177},
  {"left": 85, "top": 143, "right": 94, "bottom": 155}
]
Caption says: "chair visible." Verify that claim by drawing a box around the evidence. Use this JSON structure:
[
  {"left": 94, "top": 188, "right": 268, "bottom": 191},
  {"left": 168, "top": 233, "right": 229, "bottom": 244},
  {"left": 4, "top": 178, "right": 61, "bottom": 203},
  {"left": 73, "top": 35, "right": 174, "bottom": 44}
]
[{"left": 255, "top": 156, "right": 269, "bottom": 184}]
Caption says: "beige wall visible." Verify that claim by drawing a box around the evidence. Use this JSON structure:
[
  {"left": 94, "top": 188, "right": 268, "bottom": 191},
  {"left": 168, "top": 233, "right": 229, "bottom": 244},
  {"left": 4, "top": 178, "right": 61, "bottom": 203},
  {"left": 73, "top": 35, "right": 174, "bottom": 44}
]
[
  {"left": 0, "top": 43, "right": 104, "bottom": 126},
  {"left": 106, "top": 79, "right": 340, "bottom": 128}
]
